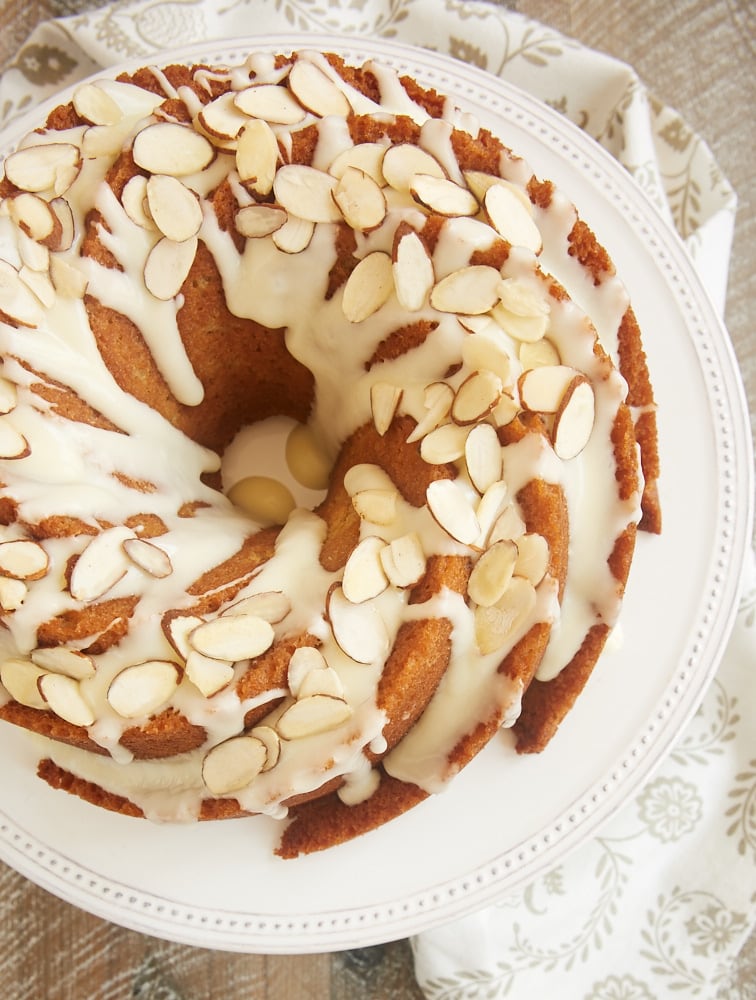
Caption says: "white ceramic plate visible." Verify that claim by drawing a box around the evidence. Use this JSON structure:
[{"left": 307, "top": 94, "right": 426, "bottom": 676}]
[{"left": 0, "top": 35, "right": 751, "bottom": 953}]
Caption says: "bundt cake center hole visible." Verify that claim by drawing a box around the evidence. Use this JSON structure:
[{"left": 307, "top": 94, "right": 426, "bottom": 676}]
[{"left": 220, "top": 415, "right": 330, "bottom": 526}]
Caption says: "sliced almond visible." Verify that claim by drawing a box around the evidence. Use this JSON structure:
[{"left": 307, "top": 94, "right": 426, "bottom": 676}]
[
  {"left": 327, "top": 585, "right": 390, "bottom": 664},
  {"left": 351, "top": 488, "right": 398, "bottom": 526},
  {"left": 1, "top": 657, "right": 47, "bottom": 709},
  {"left": 234, "top": 84, "right": 307, "bottom": 125},
  {"left": 49, "top": 197, "right": 75, "bottom": 251},
  {"left": 73, "top": 82, "right": 123, "bottom": 126},
  {"left": 250, "top": 725, "right": 281, "bottom": 770},
  {"left": 484, "top": 183, "right": 542, "bottom": 253},
  {"left": 225, "top": 591, "right": 291, "bottom": 624},
  {"left": 185, "top": 649, "right": 234, "bottom": 697},
  {"left": 518, "top": 364, "right": 581, "bottom": 413},
  {"left": 272, "top": 216, "right": 314, "bottom": 253},
  {"left": 370, "top": 381, "right": 403, "bottom": 436},
  {"left": 465, "top": 422, "right": 502, "bottom": 494},
  {"left": 0, "top": 577, "right": 26, "bottom": 611},
  {"left": 235, "top": 204, "right": 287, "bottom": 238},
  {"left": 519, "top": 337, "right": 561, "bottom": 370},
  {"left": 38, "top": 673, "right": 94, "bottom": 727},
  {"left": 277, "top": 693, "right": 352, "bottom": 739},
  {"left": 145, "top": 175, "right": 203, "bottom": 243},
  {"left": 49, "top": 256, "right": 88, "bottom": 299},
  {"left": 342, "top": 535, "right": 388, "bottom": 604},
  {"left": 405, "top": 381, "right": 454, "bottom": 444},
  {"left": 0, "top": 419, "right": 30, "bottom": 458},
  {"left": 380, "top": 533, "right": 426, "bottom": 588},
  {"left": 328, "top": 142, "right": 386, "bottom": 185},
  {"left": 69, "top": 526, "right": 133, "bottom": 602},
  {"left": 19, "top": 265, "right": 55, "bottom": 308},
  {"left": 552, "top": 376, "right": 595, "bottom": 460},
  {"left": 236, "top": 118, "right": 279, "bottom": 195},
  {"left": 463, "top": 172, "right": 534, "bottom": 213},
  {"left": 382, "top": 144, "right": 446, "bottom": 192},
  {"left": 475, "top": 479, "right": 510, "bottom": 547},
  {"left": 341, "top": 251, "right": 393, "bottom": 322},
  {"left": 165, "top": 613, "right": 205, "bottom": 659},
  {"left": 4, "top": 143, "right": 81, "bottom": 195},
  {"left": 132, "top": 122, "right": 214, "bottom": 177},
  {"left": 202, "top": 735, "right": 267, "bottom": 794},
  {"left": 287, "top": 645, "right": 328, "bottom": 697},
  {"left": 474, "top": 575, "right": 537, "bottom": 654},
  {"left": 451, "top": 370, "right": 502, "bottom": 425},
  {"left": 122, "top": 536, "right": 173, "bottom": 578},
  {"left": 430, "top": 265, "right": 502, "bottom": 316},
  {"left": 16, "top": 230, "right": 49, "bottom": 272},
  {"left": 489, "top": 503, "right": 527, "bottom": 545},
  {"left": 107, "top": 660, "right": 180, "bottom": 719},
  {"left": 0, "top": 377, "right": 16, "bottom": 414},
  {"left": 143, "top": 235, "right": 197, "bottom": 300},
  {"left": 467, "top": 538, "right": 518, "bottom": 607},
  {"left": 121, "top": 175, "right": 156, "bottom": 230},
  {"left": 0, "top": 539, "right": 49, "bottom": 580},
  {"left": 7, "top": 192, "right": 56, "bottom": 242},
  {"left": 198, "top": 91, "right": 249, "bottom": 142},
  {"left": 332, "top": 166, "right": 386, "bottom": 231},
  {"left": 491, "top": 301, "right": 548, "bottom": 344},
  {"left": 420, "top": 422, "right": 469, "bottom": 464},
  {"left": 273, "top": 164, "right": 342, "bottom": 223},
  {"left": 0, "top": 259, "right": 43, "bottom": 327},
  {"left": 288, "top": 59, "right": 351, "bottom": 117},
  {"left": 426, "top": 478, "right": 480, "bottom": 546},
  {"left": 514, "top": 532, "right": 550, "bottom": 586},
  {"left": 410, "top": 174, "right": 478, "bottom": 217},
  {"left": 81, "top": 121, "right": 134, "bottom": 159},
  {"left": 491, "top": 392, "right": 520, "bottom": 428},
  {"left": 31, "top": 647, "right": 95, "bottom": 680},
  {"left": 392, "top": 223, "right": 434, "bottom": 311},
  {"left": 297, "top": 665, "right": 344, "bottom": 700},
  {"left": 189, "top": 614, "right": 275, "bottom": 662}
]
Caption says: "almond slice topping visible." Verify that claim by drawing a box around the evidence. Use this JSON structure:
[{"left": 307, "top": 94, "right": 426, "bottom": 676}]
[
  {"left": 69, "top": 526, "right": 133, "bottom": 602},
  {"left": 328, "top": 143, "right": 386, "bottom": 184},
  {"left": 0, "top": 259, "right": 44, "bottom": 327},
  {"left": 420, "top": 422, "right": 469, "bottom": 464},
  {"left": 288, "top": 60, "right": 351, "bottom": 117},
  {"left": 492, "top": 301, "right": 548, "bottom": 344},
  {"left": 189, "top": 614, "right": 275, "bottom": 663},
  {"left": 273, "top": 164, "right": 341, "bottom": 223},
  {"left": 143, "top": 236, "right": 198, "bottom": 300},
  {"left": 251, "top": 725, "right": 281, "bottom": 771},
  {"left": 489, "top": 504, "right": 527, "bottom": 546},
  {"left": 277, "top": 693, "right": 352, "bottom": 740},
  {"left": 0, "top": 539, "right": 49, "bottom": 580},
  {"left": 49, "top": 256, "right": 88, "bottom": 299},
  {"left": 202, "top": 735, "right": 268, "bottom": 794},
  {"left": 0, "top": 577, "right": 26, "bottom": 611},
  {"left": 4, "top": 143, "right": 81, "bottom": 195},
  {"left": 121, "top": 175, "right": 156, "bottom": 231},
  {"left": 519, "top": 337, "right": 561, "bottom": 370},
  {"left": 107, "top": 660, "right": 181, "bottom": 719},
  {"left": 474, "top": 479, "right": 510, "bottom": 547},
  {"left": 514, "top": 532, "right": 550, "bottom": 586},
  {"left": 287, "top": 646, "right": 328, "bottom": 697},
  {"left": 518, "top": 364, "right": 581, "bottom": 413},
  {"left": 351, "top": 488, "right": 398, "bottom": 526},
  {"left": 1, "top": 657, "right": 47, "bottom": 709},
  {"left": 465, "top": 422, "right": 503, "bottom": 494},
  {"left": 451, "top": 370, "right": 503, "bottom": 425},
  {"left": 38, "top": 673, "right": 95, "bottom": 727},
  {"left": 0, "top": 419, "right": 30, "bottom": 459},
  {"left": 145, "top": 175, "right": 203, "bottom": 243},
  {"left": 410, "top": 174, "right": 479, "bottom": 217},
  {"left": 379, "top": 533, "right": 426, "bottom": 588},
  {"left": 236, "top": 118, "right": 279, "bottom": 196},
  {"left": 31, "top": 647, "right": 95, "bottom": 680},
  {"left": 392, "top": 223, "right": 434, "bottom": 311},
  {"left": 272, "top": 216, "right": 314, "bottom": 254},
  {"left": 370, "top": 382, "right": 403, "bottom": 436},
  {"left": 426, "top": 478, "right": 480, "bottom": 546},
  {"left": 332, "top": 167, "right": 387, "bottom": 231},
  {"left": 72, "top": 82, "right": 123, "bottom": 126},
  {"left": 49, "top": 197, "right": 74, "bottom": 251},
  {"left": 341, "top": 251, "right": 393, "bottom": 323},
  {"left": 430, "top": 265, "right": 502, "bottom": 315},
  {"left": 234, "top": 84, "right": 307, "bottom": 125},
  {"left": 164, "top": 614, "right": 205, "bottom": 659},
  {"left": 552, "top": 376, "right": 595, "bottom": 460},
  {"left": 19, "top": 266, "right": 55, "bottom": 309},
  {"left": 297, "top": 665, "right": 345, "bottom": 700},
  {"left": 382, "top": 144, "right": 446, "bottom": 192},
  {"left": 132, "top": 123, "right": 214, "bottom": 177},
  {"left": 7, "top": 192, "right": 57, "bottom": 242},
  {"left": 342, "top": 535, "right": 389, "bottom": 604},
  {"left": 474, "top": 576, "right": 537, "bottom": 654},
  {"left": 0, "top": 377, "right": 16, "bottom": 414},
  {"left": 198, "top": 91, "right": 249, "bottom": 142},
  {"left": 225, "top": 591, "right": 291, "bottom": 624},
  {"left": 327, "top": 585, "right": 390, "bottom": 664},
  {"left": 122, "top": 536, "right": 173, "bottom": 578},
  {"left": 467, "top": 538, "right": 518, "bottom": 607},
  {"left": 484, "top": 183, "right": 542, "bottom": 254},
  {"left": 185, "top": 650, "right": 234, "bottom": 697},
  {"left": 405, "top": 381, "right": 454, "bottom": 443},
  {"left": 235, "top": 205, "right": 287, "bottom": 238}
]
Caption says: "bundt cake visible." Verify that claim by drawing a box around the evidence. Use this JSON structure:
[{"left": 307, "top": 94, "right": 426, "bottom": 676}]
[{"left": 0, "top": 48, "right": 660, "bottom": 857}]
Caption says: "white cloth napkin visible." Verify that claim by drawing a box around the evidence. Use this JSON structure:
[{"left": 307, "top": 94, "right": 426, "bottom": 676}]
[{"left": 1, "top": 3, "right": 752, "bottom": 995}]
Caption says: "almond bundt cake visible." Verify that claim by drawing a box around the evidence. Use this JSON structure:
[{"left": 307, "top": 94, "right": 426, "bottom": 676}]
[{"left": 0, "top": 49, "right": 660, "bottom": 857}]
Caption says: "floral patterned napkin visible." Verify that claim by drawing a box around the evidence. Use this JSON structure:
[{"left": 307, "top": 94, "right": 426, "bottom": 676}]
[{"left": 0, "top": 2, "right": 753, "bottom": 995}]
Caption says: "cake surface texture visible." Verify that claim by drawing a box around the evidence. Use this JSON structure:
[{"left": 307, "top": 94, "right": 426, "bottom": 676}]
[{"left": 0, "top": 49, "right": 660, "bottom": 856}]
